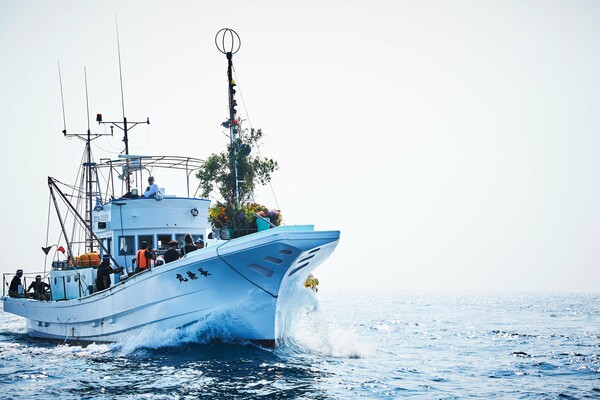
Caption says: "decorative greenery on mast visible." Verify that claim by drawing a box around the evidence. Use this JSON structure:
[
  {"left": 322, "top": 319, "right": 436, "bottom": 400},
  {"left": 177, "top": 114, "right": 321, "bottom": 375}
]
[{"left": 196, "top": 29, "right": 281, "bottom": 236}]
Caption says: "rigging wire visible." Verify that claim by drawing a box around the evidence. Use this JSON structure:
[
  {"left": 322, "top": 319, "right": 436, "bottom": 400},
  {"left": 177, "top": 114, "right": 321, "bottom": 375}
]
[
  {"left": 127, "top": 123, "right": 151, "bottom": 151},
  {"left": 43, "top": 193, "right": 52, "bottom": 276},
  {"left": 232, "top": 66, "right": 254, "bottom": 131},
  {"left": 215, "top": 241, "right": 277, "bottom": 298},
  {"left": 57, "top": 60, "right": 67, "bottom": 134},
  {"left": 91, "top": 140, "right": 122, "bottom": 155},
  {"left": 232, "top": 67, "right": 282, "bottom": 213},
  {"left": 68, "top": 149, "right": 87, "bottom": 255},
  {"left": 96, "top": 128, "right": 123, "bottom": 153}
]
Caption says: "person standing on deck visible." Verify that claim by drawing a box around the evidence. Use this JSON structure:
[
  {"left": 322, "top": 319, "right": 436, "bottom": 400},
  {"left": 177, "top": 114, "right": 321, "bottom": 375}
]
[
  {"left": 135, "top": 241, "right": 155, "bottom": 272},
  {"left": 164, "top": 240, "right": 179, "bottom": 264},
  {"left": 179, "top": 234, "right": 197, "bottom": 258},
  {"left": 95, "top": 255, "right": 124, "bottom": 291}
]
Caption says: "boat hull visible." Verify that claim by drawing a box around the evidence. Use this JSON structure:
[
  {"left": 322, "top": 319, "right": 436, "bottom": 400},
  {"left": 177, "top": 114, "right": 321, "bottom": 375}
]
[{"left": 2, "top": 226, "right": 339, "bottom": 345}]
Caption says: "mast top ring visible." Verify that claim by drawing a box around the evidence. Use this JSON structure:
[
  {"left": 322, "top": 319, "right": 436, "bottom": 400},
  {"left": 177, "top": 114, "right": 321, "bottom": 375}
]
[{"left": 215, "top": 28, "right": 241, "bottom": 55}]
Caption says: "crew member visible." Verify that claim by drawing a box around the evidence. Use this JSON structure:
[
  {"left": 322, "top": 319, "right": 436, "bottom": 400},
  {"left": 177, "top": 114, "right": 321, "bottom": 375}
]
[
  {"left": 164, "top": 240, "right": 179, "bottom": 264},
  {"left": 95, "top": 255, "right": 124, "bottom": 291},
  {"left": 143, "top": 176, "right": 160, "bottom": 198},
  {"left": 8, "top": 269, "right": 25, "bottom": 298},
  {"left": 179, "top": 234, "right": 197, "bottom": 258},
  {"left": 27, "top": 275, "right": 51, "bottom": 300},
  {"left": 135, "top": 241, "right": 155, "bottom": 272}
]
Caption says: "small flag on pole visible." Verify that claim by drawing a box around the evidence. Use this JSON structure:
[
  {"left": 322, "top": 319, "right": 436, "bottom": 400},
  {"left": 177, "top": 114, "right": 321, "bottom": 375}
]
[{"left": 57, "top": 246, "right": 66, "bottom": 254}]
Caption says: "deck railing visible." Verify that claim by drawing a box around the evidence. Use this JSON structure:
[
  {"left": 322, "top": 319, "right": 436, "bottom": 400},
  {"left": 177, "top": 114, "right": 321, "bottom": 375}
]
[{"left": 2, "top": 272, "right": 52, "bottom": 299}]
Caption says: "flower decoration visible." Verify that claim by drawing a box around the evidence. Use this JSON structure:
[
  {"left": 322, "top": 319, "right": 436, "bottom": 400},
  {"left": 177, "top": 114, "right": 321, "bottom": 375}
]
[{"left": 208, "top": 202, "right": 282, "bottom": 233}]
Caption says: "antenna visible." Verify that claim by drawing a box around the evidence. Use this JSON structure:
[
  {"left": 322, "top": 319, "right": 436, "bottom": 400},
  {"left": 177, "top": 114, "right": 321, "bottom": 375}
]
[
  {"left": 115, "top": 14, "right": 126, "bottom": 120},
  {"left": 96, "top": 15, "right": 150, "bottom": 192},
  {"left": 62, "top": 67, "right": 113, "bottom": 253},
  {"left": 58, "top": 60, "right": 67, "bottom": 135},
  {"left": 84, "top": 67, "right": 91, "bottom": 132}
]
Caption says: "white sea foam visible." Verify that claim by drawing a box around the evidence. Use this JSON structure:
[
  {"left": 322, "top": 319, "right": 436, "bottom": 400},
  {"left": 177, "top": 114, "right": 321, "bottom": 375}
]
[
  {"left": 2, "top": 292, "right": 599, "bottom": 399},
  {"left": 0, "top": 340, "right": 112, "bottom": 361},
  {"left": 276, "top": 288, "right": 373, "bottom": 359},
  {"left": 111, "top": 311, "right": 238, "bottom": 354},
  {"left": 0, "top": 313, "right": 27, "bottom": 334},
  {"left": 285, "top": 308, "right": 374, "bottom": 359}
]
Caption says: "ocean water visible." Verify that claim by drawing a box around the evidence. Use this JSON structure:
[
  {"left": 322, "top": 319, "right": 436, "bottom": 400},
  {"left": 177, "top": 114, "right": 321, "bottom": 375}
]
[{"left": 1, "top": 290, "right": 599, "bottom": 399}]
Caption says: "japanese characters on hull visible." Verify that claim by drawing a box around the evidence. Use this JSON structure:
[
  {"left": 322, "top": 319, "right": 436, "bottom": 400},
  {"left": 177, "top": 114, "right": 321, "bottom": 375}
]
[{"left": 175, "top": 268, "right": 211, "bottom": 283}]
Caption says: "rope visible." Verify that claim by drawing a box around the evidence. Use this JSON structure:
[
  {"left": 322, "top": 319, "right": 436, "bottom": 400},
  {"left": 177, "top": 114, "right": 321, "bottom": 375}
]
[
  {"left": 62, "top": 329, "right": 71, "bottom": 345},
  {"left": 43, "top": 193, "right": 52, "bottom": 276},
  {"left": 214, "top": 240, "right": 277, "bottom": 299},
  {"left": 232, "top": 66, "right": 254, "bottom": 131},
  {"left": 92, "top": 139, "right": 122, "bottom": 155},
  {"left": 232, "top": 67, "right": 282, "bottom": 215}
]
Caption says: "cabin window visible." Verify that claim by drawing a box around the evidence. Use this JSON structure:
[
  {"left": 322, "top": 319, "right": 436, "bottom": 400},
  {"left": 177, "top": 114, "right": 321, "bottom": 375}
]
[
  {"left": 119, "top": 236, "right": 135, "bottom": 255},
  {"left": 98, "top": 221, "right": 106, "bottom": 229},
  {"left": 175, "top": 233, "right": 203, "bottom": 246},
  {"left": 100, "top": 238, "right": 112, "bottom": 257},
  {"left": 157, "top": 234, "right": 172, "bottom": 251},
  {"left": 175, "top": 234, "right": 187, "bottom": 247},
  {"left": 138, "top": 235, "right": 154, "bottom": 250}
]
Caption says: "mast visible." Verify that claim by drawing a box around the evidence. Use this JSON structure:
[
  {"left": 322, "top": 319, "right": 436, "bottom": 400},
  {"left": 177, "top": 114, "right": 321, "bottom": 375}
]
[
  {"left": 97, "top": 16, "right": 149, "bottom": 192},
  {"left": 215, "top": 28, "right": 242, "bottom": 208},
  {"left": 61, "top": 67, "right": 112, "bottom": 253},
  {"left": 96, "top": 115, "right": 149, "bottom": 193},
  {"left": 84, "top": 68, "right": 93, "bottom": 251}
]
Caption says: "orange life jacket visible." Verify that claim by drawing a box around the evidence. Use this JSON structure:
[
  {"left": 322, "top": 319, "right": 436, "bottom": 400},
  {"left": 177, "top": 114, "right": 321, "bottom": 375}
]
[{"left": 136, "top": 249, "right": 151, "bottom": 269}]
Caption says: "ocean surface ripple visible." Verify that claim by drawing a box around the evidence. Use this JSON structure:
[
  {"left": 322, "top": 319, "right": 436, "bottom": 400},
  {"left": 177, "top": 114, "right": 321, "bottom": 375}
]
[{"left": 1, "top": 291, "right": 599, "bottom": 399}]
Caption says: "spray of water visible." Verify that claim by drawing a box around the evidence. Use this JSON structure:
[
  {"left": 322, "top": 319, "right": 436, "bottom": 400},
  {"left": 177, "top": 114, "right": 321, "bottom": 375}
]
[
  {"left": 276, "top": 284, "right": 372, "bottom": 359},
  {"left": 111, "top": 311, "right": 240, "bottom": 354},
  {"left": 1, "top": 286, "right": 372, "bottom": 359}
]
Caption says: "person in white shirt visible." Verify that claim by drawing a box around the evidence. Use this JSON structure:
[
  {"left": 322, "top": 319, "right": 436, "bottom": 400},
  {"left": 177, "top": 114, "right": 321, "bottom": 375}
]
[{"left": 143, "top": 176, "right": 160, "bottom": 198}]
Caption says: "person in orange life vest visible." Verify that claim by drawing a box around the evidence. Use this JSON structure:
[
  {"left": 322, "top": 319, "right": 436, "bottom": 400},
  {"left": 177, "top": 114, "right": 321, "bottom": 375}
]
[{"left": 136, "top": 241, "right": 155, "bottom": 272}]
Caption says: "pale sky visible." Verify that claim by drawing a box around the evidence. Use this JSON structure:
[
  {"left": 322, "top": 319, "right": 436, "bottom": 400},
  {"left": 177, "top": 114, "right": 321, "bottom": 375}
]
[{"left": 1, "top": 0, "right": 599, "bottom": 293}]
